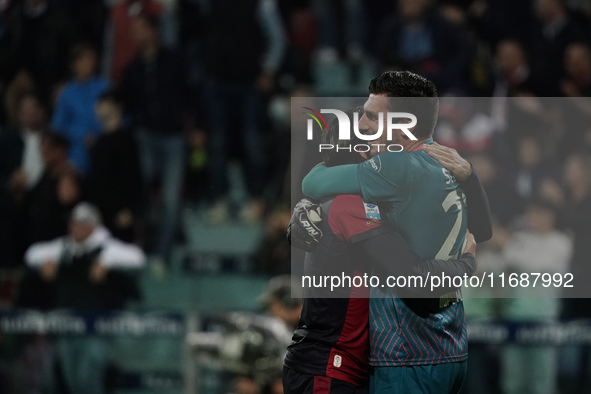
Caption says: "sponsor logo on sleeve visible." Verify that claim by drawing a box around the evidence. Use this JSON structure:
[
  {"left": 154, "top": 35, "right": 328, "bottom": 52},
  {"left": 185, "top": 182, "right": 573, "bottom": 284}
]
[
  {"left": 368, "top": 156, "right": 382, "bottom": 172},
  {"left": 364, "top": 202, "right": 381, "bottom": 220}
]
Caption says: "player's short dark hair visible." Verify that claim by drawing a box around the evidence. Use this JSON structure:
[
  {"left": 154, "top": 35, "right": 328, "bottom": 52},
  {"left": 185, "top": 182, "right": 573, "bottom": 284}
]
[
  {"left": 322, "top": 107, "right": 366, "bottom": 167},
  {"left": 368, "top": 71, "right": 439, "bottom": 139},
  {"left": 43, "top": 132, "right": 71, "bottom": 152}
]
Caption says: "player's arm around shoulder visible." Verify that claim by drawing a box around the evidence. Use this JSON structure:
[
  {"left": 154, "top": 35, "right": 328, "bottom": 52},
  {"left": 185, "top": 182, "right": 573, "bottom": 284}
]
[
  {"left": 357, "top": 151, "right": 414, "bottom": 204},
  {"left": 420, "top": 142, "right": 493, "bottom": 242}
]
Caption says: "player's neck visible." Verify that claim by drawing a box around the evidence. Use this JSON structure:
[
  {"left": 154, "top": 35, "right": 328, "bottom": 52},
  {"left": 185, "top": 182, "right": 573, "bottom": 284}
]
[{"left": 402, "top": 138, "right": 429, "bottom": 152}]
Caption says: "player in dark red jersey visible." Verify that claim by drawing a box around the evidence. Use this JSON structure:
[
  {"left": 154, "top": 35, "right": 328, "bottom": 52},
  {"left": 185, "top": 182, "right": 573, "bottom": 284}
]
[{"left": 283, "top": 107, "right": 491, "bottom": 394}]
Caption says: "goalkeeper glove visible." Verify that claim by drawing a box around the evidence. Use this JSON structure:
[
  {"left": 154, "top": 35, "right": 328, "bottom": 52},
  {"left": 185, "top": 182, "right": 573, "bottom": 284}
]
[{"left": 287, "top": 198, "right": 323, "bottom": 252}]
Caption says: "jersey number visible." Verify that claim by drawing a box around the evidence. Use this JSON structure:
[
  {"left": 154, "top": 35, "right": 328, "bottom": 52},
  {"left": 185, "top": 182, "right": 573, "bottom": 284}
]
[{"left": 435, "top": 190, "right": 464, "bottom": 259}]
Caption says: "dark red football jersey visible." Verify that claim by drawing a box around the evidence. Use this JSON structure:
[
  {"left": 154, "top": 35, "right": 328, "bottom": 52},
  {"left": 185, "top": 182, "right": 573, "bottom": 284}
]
[{"left": 284, "top": 195, "right": 388, "bottom": 386}]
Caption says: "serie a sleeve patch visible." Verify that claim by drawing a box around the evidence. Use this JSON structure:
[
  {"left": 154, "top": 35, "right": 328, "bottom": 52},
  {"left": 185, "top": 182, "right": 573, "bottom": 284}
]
[{"left": 363, "top": 202, "right": 381, "bottom": 220}]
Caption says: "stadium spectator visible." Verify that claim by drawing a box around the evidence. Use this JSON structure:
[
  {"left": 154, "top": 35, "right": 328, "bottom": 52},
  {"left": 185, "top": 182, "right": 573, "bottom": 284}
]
[
  {"left": 103, "top": 0, "right": 162, "bottom": 84},
  {"left": 120, "top": 13, "right": 187, "bottom": 267},
  {"left": 51, "top": 43, "right": 109, "bottom": 174},
  {"left": 14, "top": 132, "right": 80, "bottom": 257},
  {"left": 24, "top": 202, "right": 144, "bottom": 394},
  {"left": 469, "top": 153, "right": 523, "bottom": 227},
  {"left": 0, "top": 0, "right": 75, "bottom": 98},
  {"left": 184, "top": 128, "right": 208, "bottom": 204},
  {"left": 489, "top": 39, "right": 539, "bottom": 156},
  {"left": 502, "top": 200, "right": 573, "bottom": 394},
  {"left": 562, "top": 42, "right": 591, "bottom": 97},
  {"left": 540, "top": 152, "right": 591, "bottom": 303},
  {"left": 311, "top": 0, "right": 366, "bottom": 62},
  {"left": 256, "top": 207, "right": 291, "bottom": 275},
  {"left": 438, "top": 2, "right": 469, "bottom": 26},
  {"left": 491, "top": 40, "right": 534, "bottom": 98},
  {"left": 0, "top": 92, "right": 47, "bottom": 268},
  {"left": 561, "top": 153, "right": 591, "bottom": 300},
  {"left": 510, "top": 136, "right": 556, "bottom": 203},
  {"left": 279, "top": 6, "right": 316, "bottom": 84},
  {"left": 555, "top": 152, "right": 591, "bottom": 394},
  {"left": 500, "top": 199, "right": 573, "bottom": 394},
  {"left": 470, "top": 0, "right": 535, "bottom": 49},
  {"left": 374, "top": 0, "right": 474, "bottom": 93},
  {"left": 259, "top": 275, "right": 301, "bottom": 330},
  {"left": 2, "top": 69, "right": 36, "bottom": 127},
  {"left": 528, "top": 0, "right": 589, "bottom": 96},
  {"left": 557, "top": 43, "right": 591, "bottom": 158},
  {"left": 502, "top": 200, "right": 573, "bottom": 277},
  {"left": 201, "top": 0, "right": 286, "bottom": 224},
  {"left": 86, "top": 91, "right": 142, "bottom": 243},
  {"left": 434, "top": 95, "right": 496, "bottom": 154},
  {"left": 62, "top": 0, "right": 108, "bottom": 54},
  {"left": 0, "top": 92, "right": 47, "bottom": 198}
]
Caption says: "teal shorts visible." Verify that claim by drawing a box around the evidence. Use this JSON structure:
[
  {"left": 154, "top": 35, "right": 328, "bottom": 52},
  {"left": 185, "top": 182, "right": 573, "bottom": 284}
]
[{"left": 370, "top": 361, "right": 467, "bottom": 394}]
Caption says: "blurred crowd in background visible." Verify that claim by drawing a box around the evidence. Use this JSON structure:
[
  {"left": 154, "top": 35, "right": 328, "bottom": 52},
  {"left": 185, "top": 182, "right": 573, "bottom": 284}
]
[{"left": 1, "top": 0, "right": 591, "bottom": 393}]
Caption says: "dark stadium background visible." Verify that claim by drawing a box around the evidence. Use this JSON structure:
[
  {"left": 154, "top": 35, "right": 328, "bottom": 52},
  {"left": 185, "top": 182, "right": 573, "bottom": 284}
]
[{"left": 1, "top": 0, "right": 591, "bottom": 393}]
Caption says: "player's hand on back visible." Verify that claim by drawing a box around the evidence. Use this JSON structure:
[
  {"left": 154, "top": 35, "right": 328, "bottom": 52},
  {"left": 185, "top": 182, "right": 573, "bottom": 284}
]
[
  {"left": 287, "top": 198, "right": 323, "bottom": 252},
  {"left": 463, "top": 229, "right": 476, "bottom": 257},
  {"left": 420, "top": 142, "right": 472, "bottom": 181}
]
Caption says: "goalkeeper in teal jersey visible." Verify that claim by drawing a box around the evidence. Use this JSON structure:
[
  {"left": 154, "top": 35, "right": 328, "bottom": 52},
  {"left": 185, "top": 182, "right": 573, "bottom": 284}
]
[{"left": 302, "top": 71, "right": 492, "bottom": 394}]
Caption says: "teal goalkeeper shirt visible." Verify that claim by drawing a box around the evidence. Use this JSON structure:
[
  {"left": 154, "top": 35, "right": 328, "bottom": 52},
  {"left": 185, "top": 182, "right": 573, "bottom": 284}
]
[{"left": 301, "top": 139, "right": 469, "bottom": 366}]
